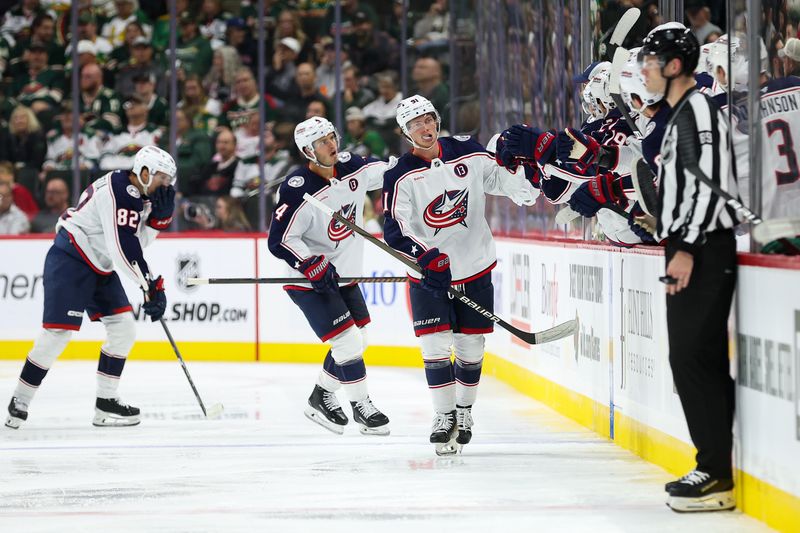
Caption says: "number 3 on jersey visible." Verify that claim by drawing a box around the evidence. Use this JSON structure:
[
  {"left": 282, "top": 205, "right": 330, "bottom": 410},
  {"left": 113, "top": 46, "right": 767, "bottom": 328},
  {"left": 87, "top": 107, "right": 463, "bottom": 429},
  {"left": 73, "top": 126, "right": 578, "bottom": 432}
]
[
  {"left": 117, "top": 209, "right": 139, "bottom": 228},
  {"left": 766, "top": 119, "right": 800, "bottom": 185}
]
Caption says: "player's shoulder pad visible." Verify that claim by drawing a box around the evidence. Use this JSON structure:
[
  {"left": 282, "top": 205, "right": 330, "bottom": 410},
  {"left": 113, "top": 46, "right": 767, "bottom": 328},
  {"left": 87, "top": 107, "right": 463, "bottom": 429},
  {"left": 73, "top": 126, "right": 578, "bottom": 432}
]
[
  {"left": 694, "top": 72, "right": 714, "bottom": 90},
  {"left": 439, "top": 135, "right": 487, "bottom": 159},
  {"left": 383, "top": 152, "right": 424, "bottom": 183},
  {"left": 109, "top": 170, "right": 144, "bottom": 211},
  {"left": 762, "top": 76, "right": 800, "bottom": 94},
  {"left": 276, "top": 167, "right": 316, "bottom": 205},
  {"left": 334, "top": 151, "right": 367, "bottom": 175}
]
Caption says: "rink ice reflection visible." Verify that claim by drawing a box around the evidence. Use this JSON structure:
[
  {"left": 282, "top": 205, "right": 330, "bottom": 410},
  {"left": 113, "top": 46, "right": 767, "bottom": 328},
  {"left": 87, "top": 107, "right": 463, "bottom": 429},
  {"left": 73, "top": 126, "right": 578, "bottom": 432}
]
[{"left": 0, "top": 361, "right": 770, "bottom": 532}]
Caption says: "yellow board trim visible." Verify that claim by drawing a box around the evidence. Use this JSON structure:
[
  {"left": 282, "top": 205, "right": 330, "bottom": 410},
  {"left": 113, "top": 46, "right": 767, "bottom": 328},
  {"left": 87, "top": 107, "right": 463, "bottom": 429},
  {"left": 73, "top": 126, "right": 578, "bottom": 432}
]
[{"left": 0, "top": 340, "right": 797, "bottom": 530}]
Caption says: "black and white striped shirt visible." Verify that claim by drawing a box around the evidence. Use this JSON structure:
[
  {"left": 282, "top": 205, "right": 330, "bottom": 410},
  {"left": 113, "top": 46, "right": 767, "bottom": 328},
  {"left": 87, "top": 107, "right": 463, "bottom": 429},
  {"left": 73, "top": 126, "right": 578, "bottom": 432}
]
[{"left": 656, "top": 89, "right": 741, "bottom": 253}]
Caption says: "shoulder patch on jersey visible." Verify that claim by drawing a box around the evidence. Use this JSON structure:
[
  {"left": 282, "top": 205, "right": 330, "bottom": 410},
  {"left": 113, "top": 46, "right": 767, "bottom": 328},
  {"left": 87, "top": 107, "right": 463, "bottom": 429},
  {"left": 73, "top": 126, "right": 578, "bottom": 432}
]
[
  {"left": 645, "top": 121, "right": 656, "bottom": 136},
  {"left": 453, "top": 135, "right": 471, "bottom": 141},
  {"left": 126, "top": 184, "right": 141, "bottom": 198},
  {"left": 288, "top": 176, "right": 305, "bottom": 188},
  {"left": 387, "top": 155, "right": 398, "bottom": 170},
  {"left": 337, "top": 151, "right": 352, "bottom": 163}
]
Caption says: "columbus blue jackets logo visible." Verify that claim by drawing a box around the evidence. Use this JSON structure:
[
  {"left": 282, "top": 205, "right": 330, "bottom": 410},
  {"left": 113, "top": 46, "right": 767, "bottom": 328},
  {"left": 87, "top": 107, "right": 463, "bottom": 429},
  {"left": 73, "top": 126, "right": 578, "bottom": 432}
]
[
  {"left": 176, "top": 253, "right": 201, "bottom": 293},
  {"left": 423, "top": 189, "right": 469, "bottom": 234},
  {"left": 327, "top": 203, "right": 357, "bottom": 244}
]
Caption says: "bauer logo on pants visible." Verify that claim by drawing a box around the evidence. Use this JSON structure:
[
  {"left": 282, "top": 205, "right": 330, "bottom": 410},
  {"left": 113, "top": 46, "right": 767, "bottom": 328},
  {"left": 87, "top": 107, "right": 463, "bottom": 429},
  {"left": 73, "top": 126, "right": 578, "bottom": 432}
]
[{"left": 176, "top": 254, "right": 201, "bottom": 293}]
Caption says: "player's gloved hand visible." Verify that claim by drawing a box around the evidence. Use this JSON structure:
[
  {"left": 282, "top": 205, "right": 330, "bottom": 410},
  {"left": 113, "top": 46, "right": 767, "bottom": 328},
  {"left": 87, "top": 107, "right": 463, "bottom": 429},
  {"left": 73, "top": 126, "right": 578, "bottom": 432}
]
[
  {"left": 627, "top": 204, "right": 657, "bottom": 244},
  {"left": 147, "top": 185, "right": 176, "bottom": 230},
  {"left": 504, "top": 125, "right": 557, "bottom": 166},
  {"left": 417, "top": 247, "right": 452, "bottom": 298},
  {"left": 567, "top": 173, "right": 625, "bottom": 217},
  {"left": 556, "top": 128, "right": 600, "bottom": 174},
  {"left": 494, "top": 131, "right": 519, "bottom": 170},
  {"left": 143, "top": 276, "right": 167, "bottom": 321},
  {"left": 299, "top": 255, "right": 339, "bottom": 294}
]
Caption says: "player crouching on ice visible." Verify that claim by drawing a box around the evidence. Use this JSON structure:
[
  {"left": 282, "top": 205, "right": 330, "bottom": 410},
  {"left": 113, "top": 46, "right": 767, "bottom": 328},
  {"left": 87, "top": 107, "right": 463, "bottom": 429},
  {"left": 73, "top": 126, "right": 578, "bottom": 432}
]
[
  {"left": 6, "top": 146, "right": 177, "bottom": 429},
  {"left": 267, "top": 117, "right": 390, "bottom": 436},
  {"left": 382, "top": 96, "right": 538, "bottom": 454}
]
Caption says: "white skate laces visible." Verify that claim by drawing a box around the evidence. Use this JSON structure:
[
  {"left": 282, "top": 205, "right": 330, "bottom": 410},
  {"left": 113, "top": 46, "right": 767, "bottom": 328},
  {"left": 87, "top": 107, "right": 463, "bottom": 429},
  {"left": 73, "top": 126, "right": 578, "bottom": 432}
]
[
  {"left": 353, "top": 397, "right": 379, "bottom": 418},
  {"left": 457, "top": 407, "right": 473, "bottom": 429},
  {"left": 432, "top": 412, "right": 455, "bottom": 431},
  {"left": 678, "top": 470, "right": 710, "bottom": 486},
  {"left": 322, "top": 390, "right": 342, "bottom": 412}
]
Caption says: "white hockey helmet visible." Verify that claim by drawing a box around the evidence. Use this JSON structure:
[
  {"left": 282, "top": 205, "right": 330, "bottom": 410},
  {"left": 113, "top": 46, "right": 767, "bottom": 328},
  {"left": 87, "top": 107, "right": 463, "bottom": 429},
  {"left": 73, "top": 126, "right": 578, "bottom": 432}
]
[
  {"left": 619, "top": 47, "right": 663, "bottom": 113},
  {"left": 396, "top": 94, "right": 441, "bottom": 145},
  {"left": 294, "top": 116, "right": 340, "bottom": 166},
  {"left": 132, "top": 145, "right": 177, "bottom": 190},
  {"left": 587, "top": 63, "right": 615, "bottom": 116},
  {"left": 707, "top": 34, "right": 767, "bottom": 90},
  {"left": 581, "top": 83, "right": 602, "bottom": 120}
]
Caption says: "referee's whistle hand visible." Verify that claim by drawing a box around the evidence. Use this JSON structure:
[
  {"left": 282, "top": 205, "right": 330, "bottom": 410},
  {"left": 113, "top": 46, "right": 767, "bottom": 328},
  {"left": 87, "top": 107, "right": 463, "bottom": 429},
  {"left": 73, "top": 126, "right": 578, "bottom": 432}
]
[{"left": 665, "top": 251, "right": 694, "bottom": 295}]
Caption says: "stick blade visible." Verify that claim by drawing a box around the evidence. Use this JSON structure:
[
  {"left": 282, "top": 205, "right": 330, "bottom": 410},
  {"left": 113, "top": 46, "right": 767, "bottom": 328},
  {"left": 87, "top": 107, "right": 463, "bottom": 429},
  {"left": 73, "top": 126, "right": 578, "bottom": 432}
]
[
  {"left": 529, "top": 319, "right": 578, "bottom": 345},
  {"left": 556, "top": 206, "right": 581, "bottom": 225},
  {"left": 752, "top": 218, "right": 800, "bottom": 243},
  {"left": 610, "top": 7, "right": 641, "bottom": 46},
  {"left": 186, "top": 278, "right": 207, "bottom": 286},
  {"left": 632, "top": 158, "right": 659, "bottom": 217},
  {"left": 205, "top": 403, "right": 225, "bottom": 420}
]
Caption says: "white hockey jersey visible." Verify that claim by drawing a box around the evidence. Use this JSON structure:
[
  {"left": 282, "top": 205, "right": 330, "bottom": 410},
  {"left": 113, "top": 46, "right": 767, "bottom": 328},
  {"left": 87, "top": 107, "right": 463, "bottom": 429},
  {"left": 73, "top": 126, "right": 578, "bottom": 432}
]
[
  {"left": 99, "top": 124, "right": 163, "bottom": 171},
  {"left": 383, "top": 136, "right": 538, "bottom": 282},
  {"left": 760, "top": 77, "right": 800, "bottom": 219},
  {"left": 267, "top": 153, "right": 389, "bottom": 289},
  {"left": 56, "top": 170, "right": 160, "bottom": 284}
]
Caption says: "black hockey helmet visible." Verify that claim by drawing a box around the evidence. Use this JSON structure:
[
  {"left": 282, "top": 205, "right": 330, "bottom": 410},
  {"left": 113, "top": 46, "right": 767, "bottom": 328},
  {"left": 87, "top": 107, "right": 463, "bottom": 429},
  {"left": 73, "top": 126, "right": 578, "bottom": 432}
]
[{"left": 640, "top": 26, "right": 700, "bottom": 76}]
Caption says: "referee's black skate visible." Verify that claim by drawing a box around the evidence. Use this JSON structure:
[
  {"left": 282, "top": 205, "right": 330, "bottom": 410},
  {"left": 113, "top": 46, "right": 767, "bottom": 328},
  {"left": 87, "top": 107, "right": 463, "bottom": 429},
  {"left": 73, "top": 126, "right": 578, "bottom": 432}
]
[
  {"left": 93, "top": 397, "right": 141, "bottom": 427},
  {"left": 5, "top": 397, "right": 28, "bottom": 429},
  {"left": 456, "top": 405, "right": 473, "bottom": 452},
  {"left": 350, "top": 397, "right": 390, "bottom": 436},
  {"left": 304, "top": 385, "right": 348, "bottom": 435},
  {"left": 666, "top": 470, "right": 735, "bottom": 512},
  {"left": 430, "top": 410, "right": 458, "bottom": 456}
]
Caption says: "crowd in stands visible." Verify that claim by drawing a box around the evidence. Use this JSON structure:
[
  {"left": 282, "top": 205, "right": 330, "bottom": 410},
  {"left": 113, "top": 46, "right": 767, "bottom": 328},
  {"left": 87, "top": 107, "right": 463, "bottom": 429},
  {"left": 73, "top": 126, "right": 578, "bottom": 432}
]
[{"left": 0, "top": 0, "right": 455, "bottom": 234}]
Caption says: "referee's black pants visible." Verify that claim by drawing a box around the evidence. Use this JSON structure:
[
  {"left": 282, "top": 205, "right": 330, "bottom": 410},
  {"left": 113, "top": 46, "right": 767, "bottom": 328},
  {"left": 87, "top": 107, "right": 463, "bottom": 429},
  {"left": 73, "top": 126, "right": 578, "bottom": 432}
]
[{"left": 666, "top": 229, "right": 737, "bottom": 480}]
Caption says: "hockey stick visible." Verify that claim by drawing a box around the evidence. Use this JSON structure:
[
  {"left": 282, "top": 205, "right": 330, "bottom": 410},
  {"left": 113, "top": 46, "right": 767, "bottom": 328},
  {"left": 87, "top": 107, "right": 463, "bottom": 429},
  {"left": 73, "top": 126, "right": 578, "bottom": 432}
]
[
  {"left": 187, "top": 276, "right": 407, "bottom": 286},
  {"left": 751, "top": 217, "right": 800, "bottom": 243},
  {"left": 246, "top": 174, "right": 288, "bottom": 198},
  {"left": 302, "top": 193, "right": 577, "bottom": 345},
  {"left": 610, "top": 7, "right": 640, "bottom": 48},
  {"left": 131, "top": 262, "right": 224, "bottom": 420}
]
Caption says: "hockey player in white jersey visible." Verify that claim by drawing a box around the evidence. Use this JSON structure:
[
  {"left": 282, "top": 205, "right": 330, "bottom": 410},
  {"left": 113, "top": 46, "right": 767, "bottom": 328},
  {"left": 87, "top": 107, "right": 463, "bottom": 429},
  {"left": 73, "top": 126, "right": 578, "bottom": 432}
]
[
  {"left": 382, "top": 95, "right": 538, "bottom": 455},
  {"left": 5, "top": 145, "right": 177, "bottom": 429},
  {"left": 267, "top": 116, "right": 390, "bottom": 436}
]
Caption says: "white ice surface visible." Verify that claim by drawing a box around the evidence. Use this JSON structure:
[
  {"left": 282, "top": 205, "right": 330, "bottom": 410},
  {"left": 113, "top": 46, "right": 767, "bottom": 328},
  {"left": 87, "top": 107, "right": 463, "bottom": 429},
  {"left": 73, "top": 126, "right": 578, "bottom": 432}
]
[{"left": 0, "top": 361, "right": 771, "bottom": 533}]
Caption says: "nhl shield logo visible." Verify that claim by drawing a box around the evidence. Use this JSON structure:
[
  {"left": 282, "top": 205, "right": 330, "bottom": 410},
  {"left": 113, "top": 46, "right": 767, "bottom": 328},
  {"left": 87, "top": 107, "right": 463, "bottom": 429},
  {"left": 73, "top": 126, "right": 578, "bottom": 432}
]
[{"left": 176, "top": 254, "right": 201, "bottom": 292}]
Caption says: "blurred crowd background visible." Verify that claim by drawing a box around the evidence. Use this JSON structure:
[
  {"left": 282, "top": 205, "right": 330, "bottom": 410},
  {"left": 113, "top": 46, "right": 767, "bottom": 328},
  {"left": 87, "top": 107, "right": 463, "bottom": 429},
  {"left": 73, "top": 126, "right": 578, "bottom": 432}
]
[{"left": 0, "top": 0, "right": 795, "bottom": 244}]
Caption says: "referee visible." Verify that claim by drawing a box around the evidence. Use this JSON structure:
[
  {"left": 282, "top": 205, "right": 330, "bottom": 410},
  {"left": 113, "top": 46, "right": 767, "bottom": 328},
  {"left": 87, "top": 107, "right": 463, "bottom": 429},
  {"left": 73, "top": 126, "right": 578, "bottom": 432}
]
[{"left": 640, "top": 25, "right": 740, "bottom": 513}]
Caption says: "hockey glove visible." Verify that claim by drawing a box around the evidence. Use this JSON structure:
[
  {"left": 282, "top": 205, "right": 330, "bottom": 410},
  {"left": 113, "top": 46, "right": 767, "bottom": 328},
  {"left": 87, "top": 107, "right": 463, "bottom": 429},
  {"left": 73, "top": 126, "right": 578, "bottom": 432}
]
[
  {"left": 143, "top": 276, "right": 167, "bottom": 322},
  {"left": 627, "top": 203, "right": 657, "bottom": 244},
  {"left": 147, "top": 185, "right": 176, "bottom": 230},
  {"left": 504, "top": 125, "right": 557, "bottom": 166},
  {"left": 299, "top": 255, "right": 339, "bottom": 294},
  {"left": 556, "top": 128, "right": 600, "bottom": 174},
  {"left": 417, "top": 248, "right": 452, "bottom": 298},
  {"left": 494, "top": 131, "right": 519, "bottom": 170},
  {"left": 567, "top": 173, "right": 625, "bottom": 218}
]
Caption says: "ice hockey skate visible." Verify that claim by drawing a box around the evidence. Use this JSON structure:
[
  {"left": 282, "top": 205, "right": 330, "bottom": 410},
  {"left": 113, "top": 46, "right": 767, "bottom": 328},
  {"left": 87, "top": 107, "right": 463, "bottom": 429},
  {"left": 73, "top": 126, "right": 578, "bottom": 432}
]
[
  {"left": 5, "top": 397, "right": 29, "bottom": 429},
  {"left": 93, "top": 397, "right": 141, "bottom": 427},
  {"left": 666, "top": 470, "right": 735, "bottom": 513},
  {"left": 456, "top": 405, "right": 473, "bottom": 452},
  {"left": 430, "top": 410, "right": 458, "bottom": 455},
  {"left": 350, "top": 397, "right": 390, "bottom": 435},
  {"left": 304, "top": 384, "right": 348, "bottom": 434}
]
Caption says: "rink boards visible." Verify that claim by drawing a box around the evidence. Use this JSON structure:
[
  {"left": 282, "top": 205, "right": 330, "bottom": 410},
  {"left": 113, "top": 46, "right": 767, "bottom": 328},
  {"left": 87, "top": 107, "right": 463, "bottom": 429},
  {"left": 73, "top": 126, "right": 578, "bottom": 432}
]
[{"left": 0, "top": 234, "right": 798, "bottom": 531}]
